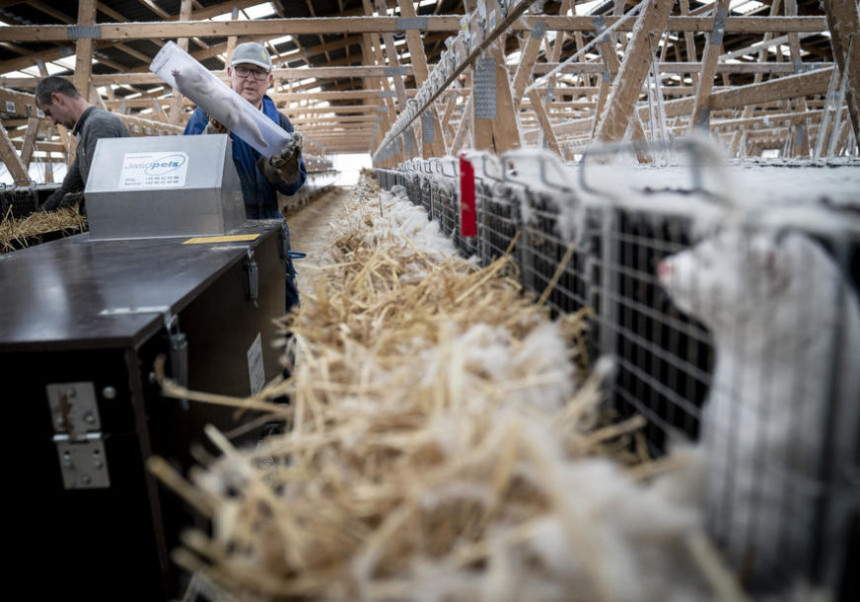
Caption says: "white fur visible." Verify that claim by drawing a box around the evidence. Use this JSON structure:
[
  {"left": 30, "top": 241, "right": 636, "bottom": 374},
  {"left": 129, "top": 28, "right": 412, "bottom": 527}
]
[{"left": 658, "top": 226, "right": 860, "bottom": 583}]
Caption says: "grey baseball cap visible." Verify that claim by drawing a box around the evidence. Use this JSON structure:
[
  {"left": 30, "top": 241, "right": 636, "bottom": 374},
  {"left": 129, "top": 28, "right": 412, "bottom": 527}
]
[{"left": 230, "top": 42, "right": 272, "bottom": 70}]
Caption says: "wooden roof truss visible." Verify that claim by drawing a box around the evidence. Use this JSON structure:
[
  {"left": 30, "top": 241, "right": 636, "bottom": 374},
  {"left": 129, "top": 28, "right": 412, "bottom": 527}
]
[{"left": 0, "top": 0, "right": 856, "bottom": 180}]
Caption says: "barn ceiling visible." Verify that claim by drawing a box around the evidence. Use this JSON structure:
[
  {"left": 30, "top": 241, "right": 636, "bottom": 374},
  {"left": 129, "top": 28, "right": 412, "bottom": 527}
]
[{"left": 0, "top": 1, "right": 844, "bottom": 156}]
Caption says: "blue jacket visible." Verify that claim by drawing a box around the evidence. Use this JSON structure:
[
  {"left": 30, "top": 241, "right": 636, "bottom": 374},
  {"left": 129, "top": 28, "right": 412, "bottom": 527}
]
[{"left": 184, "top": 95, "right": 306, "bottom": 219}]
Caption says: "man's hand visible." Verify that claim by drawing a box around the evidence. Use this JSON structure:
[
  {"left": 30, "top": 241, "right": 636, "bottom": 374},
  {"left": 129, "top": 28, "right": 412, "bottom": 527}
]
[
  {"left": 257, "top": 132, "right": 303, "bottom": 186},
  {"left": 41, "top": 189, "right": 81, "bottom": 212}
]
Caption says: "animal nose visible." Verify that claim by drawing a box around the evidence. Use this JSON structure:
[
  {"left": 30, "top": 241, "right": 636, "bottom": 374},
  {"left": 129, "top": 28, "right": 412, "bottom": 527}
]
[{"left": 657, "top": 260, "right": 673, "bottom": 279}]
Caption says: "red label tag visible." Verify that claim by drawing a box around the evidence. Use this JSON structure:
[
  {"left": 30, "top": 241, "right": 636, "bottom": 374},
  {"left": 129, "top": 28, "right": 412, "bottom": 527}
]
[{"left": 459, "top": 153, "right": 477, "bottom": 238}]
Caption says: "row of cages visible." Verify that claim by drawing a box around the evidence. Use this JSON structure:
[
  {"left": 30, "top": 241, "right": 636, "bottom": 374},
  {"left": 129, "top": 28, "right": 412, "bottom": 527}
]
[
  {"left": 375, "top": 146, "right": 860, "bottom": 599},
  {"left": 281, "top": 169, "right": 338, "bottom": 213}
]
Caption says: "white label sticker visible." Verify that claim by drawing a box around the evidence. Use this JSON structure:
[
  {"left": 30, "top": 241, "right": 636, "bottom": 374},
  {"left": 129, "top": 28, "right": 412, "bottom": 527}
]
[
  {"left": 247, "top": 332, "right": 265, "bottom": 395},
  {"left": 5, "top": 100, "right": 15, "bottom": 112},
  {"left": 118, "top": 151, "right": 189, "bottom": 189}
]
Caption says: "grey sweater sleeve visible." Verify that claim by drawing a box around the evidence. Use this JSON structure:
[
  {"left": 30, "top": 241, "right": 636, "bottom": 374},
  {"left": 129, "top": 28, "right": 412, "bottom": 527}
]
[
  {"left": 77, "top": 111, "right": 131, "bottom": 184},
  {"left": 61, "top": 151, "right": 84, "bottom": 193}
]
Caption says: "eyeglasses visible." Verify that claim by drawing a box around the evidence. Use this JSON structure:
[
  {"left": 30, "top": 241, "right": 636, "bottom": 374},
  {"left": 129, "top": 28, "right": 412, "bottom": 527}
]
[{"left": 233, "top": 65, "right": 270, "bottom": 81}]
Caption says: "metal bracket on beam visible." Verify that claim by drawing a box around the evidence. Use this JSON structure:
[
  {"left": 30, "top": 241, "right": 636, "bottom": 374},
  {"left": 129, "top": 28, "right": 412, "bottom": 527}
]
[
  {"left": 384, "top": 66, "right": 406, "bottom": 76},
  {"left": 395, "top": 17, "right": 428, "bottom": 31},
  {"left": 711, "top": 6, "right": 727, "bottom": 45},
  {"left": 421, "top": 112, "right": 435, "bottom": 144},
  {"left": 244, "top": 248, "right": 259, "bottom": 307},
  {"left": 530, "top": 21, "right": 547, "bottom": 40},
  {"left": 474, "top": 57, "right": 497, "bottom": 120},
  {"left": 593, "top": 15, "right": 609, "bottom": 44},
  {"left": 67, "top": 25, "right": 102, "bottom": 39},
  {"left": 404, "top": 128, "right": 416, "bottom": 154},
  {"left": 380, "top": 90, "right": 396, "bottom": 98}
]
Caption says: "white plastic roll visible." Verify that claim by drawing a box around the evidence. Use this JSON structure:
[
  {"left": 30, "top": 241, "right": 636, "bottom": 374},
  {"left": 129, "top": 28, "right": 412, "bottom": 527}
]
[{"left": 150, "top": 41, "right": 291, "bottom": 158}]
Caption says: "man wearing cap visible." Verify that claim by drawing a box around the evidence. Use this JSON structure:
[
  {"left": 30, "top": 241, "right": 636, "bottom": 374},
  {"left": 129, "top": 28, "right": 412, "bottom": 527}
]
[
  {"left": 185, "top": 42, "right": 306, "bottom": 310},
  {"left": 184, "top": 41, "right": 306, "bottom": 220}
]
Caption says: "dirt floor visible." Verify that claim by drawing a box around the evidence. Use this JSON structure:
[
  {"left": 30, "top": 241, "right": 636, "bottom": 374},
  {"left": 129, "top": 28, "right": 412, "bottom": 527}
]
[{"left": 284, "top": 185, "right": 350, "bottom": 289}]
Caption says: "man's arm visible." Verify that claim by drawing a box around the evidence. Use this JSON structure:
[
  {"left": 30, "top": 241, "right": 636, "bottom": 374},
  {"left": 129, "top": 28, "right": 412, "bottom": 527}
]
[
  {"left": 41, "top": 153, "right": 83, "bottom": 211},
  {"left": 183, "top": 108, "right": 209, "bottom": 135}
]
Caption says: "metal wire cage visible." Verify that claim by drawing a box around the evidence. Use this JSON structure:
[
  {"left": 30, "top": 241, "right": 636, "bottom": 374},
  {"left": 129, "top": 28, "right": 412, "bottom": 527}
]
[
  {"left": 376, "top": 144, "right": 860, "bottom": 598},
  {"left": 0, "top": 184, "right": 60, "bottom": 218}
]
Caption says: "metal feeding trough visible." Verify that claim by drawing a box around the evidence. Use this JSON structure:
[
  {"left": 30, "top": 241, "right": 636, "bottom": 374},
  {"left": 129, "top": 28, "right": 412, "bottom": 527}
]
[{"left": 84, "top": 133, "right": 246, "bottom": 240}]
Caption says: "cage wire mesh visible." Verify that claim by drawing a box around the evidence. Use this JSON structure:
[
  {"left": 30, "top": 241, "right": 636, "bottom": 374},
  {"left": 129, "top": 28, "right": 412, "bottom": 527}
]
[
  {"left": 375, "top": 142, "right": 860, "bottom": 597},
  {"left": 475, "top": 156, "right": 521, "bottom": 267},
  {"left": 0, "top": 184, "right": 59, "bottom": 218}
]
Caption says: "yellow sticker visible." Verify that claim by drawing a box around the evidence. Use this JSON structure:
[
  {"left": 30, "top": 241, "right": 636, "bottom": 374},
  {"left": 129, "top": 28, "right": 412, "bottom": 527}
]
[{"left": 183, "top": 234, "right": 260, "bottom": 244}]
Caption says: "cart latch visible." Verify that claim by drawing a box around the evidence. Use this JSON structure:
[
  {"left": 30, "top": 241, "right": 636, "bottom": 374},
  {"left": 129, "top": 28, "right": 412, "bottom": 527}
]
[
  {"left": 47, "top": 382, "right": 110, "bottom": 490},
  {"left": 245, "top": 248, "right": 259, "bottom": 307}
]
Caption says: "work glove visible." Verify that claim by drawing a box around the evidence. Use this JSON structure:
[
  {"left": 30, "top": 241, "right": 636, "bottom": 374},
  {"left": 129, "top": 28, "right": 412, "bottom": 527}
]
[
  {"left": 41, "top": 189, "right": 82, "bottom": 212},
  {"left": 257, "top": 132, "right": 303, "bottom": 186},
  {"left": 204, "top": 115, "right": 227, "bottom": 135}
]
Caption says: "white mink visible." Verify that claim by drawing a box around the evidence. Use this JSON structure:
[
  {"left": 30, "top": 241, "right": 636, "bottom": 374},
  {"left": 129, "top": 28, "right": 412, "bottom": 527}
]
[
  {"left": 657, "top": 226, "right": 860, "bottom": 586},
  {"left": 172, "top": 68, "right": 269, "bottom": 150}
]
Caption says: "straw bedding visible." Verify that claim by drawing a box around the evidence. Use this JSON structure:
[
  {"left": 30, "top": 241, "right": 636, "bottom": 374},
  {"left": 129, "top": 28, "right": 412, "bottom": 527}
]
[
  {"left": 0, "top": 206, "right": 87, "bottom": 253},
  {"left": 151, "top": 174, "right": 743, "bottom": 601}
]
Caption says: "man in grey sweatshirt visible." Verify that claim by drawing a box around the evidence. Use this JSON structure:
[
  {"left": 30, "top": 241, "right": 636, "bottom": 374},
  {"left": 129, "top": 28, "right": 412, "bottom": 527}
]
[{"left": 35, "top": 76, "right": 130, "bottom": 213}]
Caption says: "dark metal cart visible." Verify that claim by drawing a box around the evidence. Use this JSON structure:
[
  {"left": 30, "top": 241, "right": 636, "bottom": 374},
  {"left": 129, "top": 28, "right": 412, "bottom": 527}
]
[{"left": 1, "top": 221, "right": 288, "bottom": 600}]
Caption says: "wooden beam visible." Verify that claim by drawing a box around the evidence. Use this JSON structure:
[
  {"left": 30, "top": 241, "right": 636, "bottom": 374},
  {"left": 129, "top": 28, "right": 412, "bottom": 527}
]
[
  {"left": 397, "top": 0, "right": 445, "bottom": 157},
  {"left": 679, "top": 0, "right": 699, "bottom": 87},
  {"left": 359, "top": 11, "right": 397, "bottom": 157},
  {"left": 371, "top": 0, "right": 407, "bottom": 110},
  {"left": 89, "top": 83, "right": 107, "bottom": 110},
  {"left": 488, "top": 35, "right": 521, "bottom": 155},
  {"left": 225, "top": 8, "right": 239, "bottom": 65},
  {"left": 170, "top": 0, "right": 193, "bottom": 126},
  {"left": 707, "top": 67, "right": 833, "bottom": 111},
  {"left": 12, "top": 139, "right": 66, "bottom": 153},
  {"left": 288, "top": 115, "right": 375, "bottom": 125},
  {"left": 823, "top": 0, "right": 860, "bottom": 150},
  {"left": 526, "top": 88, "right": 560, "bottom": 155},
  {"left": 533, "top": 15, "right": 827, "bottom": 34},
  {"left": 529, "top": 62, "right": 829, "bottom": 75},
  {"left": 690, "top": 0, "right": 729, "bottom": 130},
  {"left": 512, "top": 20, "right": 546, "bottom": 106},
  {"left": 19, "top": 116, "right": 40, "bottom": 167},
  {"left": 1, "top": 62, "right": 825, "bottom": 90},
  {"left": 73, "top": 0, "right": 97, "bottom": 96},
  {"left": 450, "top": 95, "right": 473, "bottom": 154},
  {"left": 0, "top": 16, "right": 829, "bottom": 44},
  {"left": 0, "top": 121, "right": 30, "bottom": 184},
  {"left": 590, "top": 16, "right": 651, "bottom": 162},
  {"left": 188, "top": 0, "right": 265, "bottom": 22},
  {"left": 1, "top": 66, "right": 417, "bottom": 90},
  {"left": 594, "top": 0, "right": 675, "bottom": 145}
]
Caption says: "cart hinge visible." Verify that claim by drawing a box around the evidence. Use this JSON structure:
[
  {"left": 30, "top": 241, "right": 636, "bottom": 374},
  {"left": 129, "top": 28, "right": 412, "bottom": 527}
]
[
  {"left": 47, "top": 382, "right": 110, "bottom": 490},
  {"left": 245, "top": 248, "right": 259, "bottom": 307}
]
